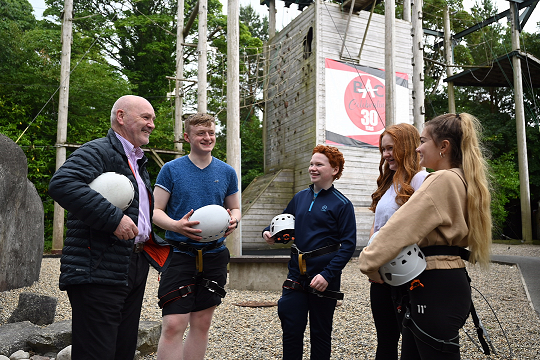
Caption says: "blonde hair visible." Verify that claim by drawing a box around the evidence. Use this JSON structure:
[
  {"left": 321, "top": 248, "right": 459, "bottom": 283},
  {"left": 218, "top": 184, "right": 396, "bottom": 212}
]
[
  {"left": 425, "top": 113, "right": 492, "bottom": 267},
  {"left": 184, "top": 113, "right": 215, "bottom": 135},
  {"left": 370, "top": 123, "right": 422, "bottom": 212}
]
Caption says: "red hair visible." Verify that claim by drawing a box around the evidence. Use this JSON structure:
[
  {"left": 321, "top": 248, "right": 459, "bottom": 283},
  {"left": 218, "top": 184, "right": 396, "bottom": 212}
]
[
  {"left": 369, "top": 123, "right": 422, "bottom": 212},
  {"left": 312, "top": 145, "right": 345, "bottom": 180}
]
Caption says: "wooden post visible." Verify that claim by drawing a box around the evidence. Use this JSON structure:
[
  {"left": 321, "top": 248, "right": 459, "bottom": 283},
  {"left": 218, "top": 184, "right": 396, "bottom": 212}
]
[
  {"left": 444, "top": 7, "right": 455, "bottom": 113},
  {"left": 384, "top": 0, "right": 395, "bottom": 127},
  {"left": 227, "top": 0, "right": 242, "bottom": 256},
  {"left": 510, "top": 3, "right": 533, "bottom": 243},
  {"left": 52, "top": 0, "right": 73, "bottom": 254},
  {"left": 198, "top": 0, "right": 207, "bottom": 112},
  {"left": 411, "top": 0, "right": 424, "bottom": 130},
  {"left": 339, "top": 0, "right": 356, "bottom": 59},
  {"left": 269, "top": 0, "right": 276, "bottom": 39},
  {"left": 403, "top": 0, "right": 411, "bottom": 21},
  {"left": 174, "top": 0, "right": 185, "bottom": 158}
]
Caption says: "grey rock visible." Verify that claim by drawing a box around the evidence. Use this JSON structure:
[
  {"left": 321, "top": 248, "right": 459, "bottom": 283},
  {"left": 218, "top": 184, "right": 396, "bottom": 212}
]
[
  {"left": 0, "top": 356, "right": 9, "bottom": 360},
  {"left": 136, "top": 321, "right": 161, "bottom": 356},
  {"left": 8, "top": 293, "right": 57, "bottom": 326},
  {"left": 0, "top": 322, "right": 40, "bottom": 356},
  {"left": 0, "top": 134, "right": 44, "bottom": 292},
  {"left": 27, "top": 321, "right": 71, "bottom": 354},
  {"left": 55, "top": 346, "right": 70, "bottom": 360},
  {"left": 29, "top": 356, "right": 49, "bottom": 360},
  {"left": 9, "top": 350, "right": 30, "bottom": 360}
]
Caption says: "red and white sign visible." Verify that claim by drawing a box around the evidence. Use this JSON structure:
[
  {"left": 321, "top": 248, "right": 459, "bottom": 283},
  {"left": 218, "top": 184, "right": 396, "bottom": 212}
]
[{"left": 325, "top": 59, "right": 410, "bottom": 147}]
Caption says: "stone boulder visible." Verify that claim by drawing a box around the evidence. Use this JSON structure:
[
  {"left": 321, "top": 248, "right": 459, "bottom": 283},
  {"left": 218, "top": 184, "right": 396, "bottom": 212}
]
[
  {"left": 8, "top": 293, "right": 57, "bottom": 326},
  {"left": 0, "top": 134, "right": 44, "bottom": 292},
  {"left": 0, "top": 320, "right": 161, "bottom": 357},
  {"left": 136, "top": 321, "right": 162, "bottom": 356},
  {"left": 26, "top": 320, "right": 72, "bottom": 354},
  {"left": 0, "top": 321, "right": 40, "bottom": 356}
]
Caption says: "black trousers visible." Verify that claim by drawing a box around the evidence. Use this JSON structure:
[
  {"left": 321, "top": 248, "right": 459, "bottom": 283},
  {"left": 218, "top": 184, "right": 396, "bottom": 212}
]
[
  {"left": 370, "top": 282, "right": 406, "bottom": 360},
  {"left": 401, "top": 268, "right": 471, "bottom": 360},
  {"left": 278, "top": 287, "right": 337, "bottom": 360},
  {"left": 66, "top": 252, "right": 149, "bottom": 360}
]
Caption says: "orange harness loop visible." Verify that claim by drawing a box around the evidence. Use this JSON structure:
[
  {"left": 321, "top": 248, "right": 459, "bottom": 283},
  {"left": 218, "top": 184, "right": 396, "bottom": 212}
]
[{"left": 409, "top": 279, "right": 424, "bottom": 291}]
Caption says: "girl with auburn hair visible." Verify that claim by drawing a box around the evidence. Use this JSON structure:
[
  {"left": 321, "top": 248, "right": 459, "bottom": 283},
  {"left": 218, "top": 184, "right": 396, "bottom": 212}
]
[
  {"left": 359, "top": 113, "right": 492, "bottom": 359},
  {"left": 368, "top": 123, "right": 428, "bottom": 360}
]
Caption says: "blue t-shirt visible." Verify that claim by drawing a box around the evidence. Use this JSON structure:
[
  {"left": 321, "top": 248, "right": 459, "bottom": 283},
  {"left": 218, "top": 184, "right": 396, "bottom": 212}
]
[{"left": 155, "top": 156, "right": 239, "bottom": 254}]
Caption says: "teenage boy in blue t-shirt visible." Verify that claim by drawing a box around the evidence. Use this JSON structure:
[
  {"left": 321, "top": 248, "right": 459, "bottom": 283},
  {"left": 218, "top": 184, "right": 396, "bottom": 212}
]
[{"left": 153, "top": 113, "right": 241, "bottom": 360}]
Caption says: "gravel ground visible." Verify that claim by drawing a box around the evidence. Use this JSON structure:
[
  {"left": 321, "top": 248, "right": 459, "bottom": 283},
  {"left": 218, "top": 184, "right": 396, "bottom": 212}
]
[{"left": 1, "top": 243, "right": 540, "bottom": 359}]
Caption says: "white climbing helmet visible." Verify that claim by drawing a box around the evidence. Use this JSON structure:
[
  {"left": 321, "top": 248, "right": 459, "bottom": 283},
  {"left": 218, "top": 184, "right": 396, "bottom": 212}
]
[
  {"left": 189, "top": 205, "right": 231, "bottom": 242},
  {"left": 270, "top": 213, "right": 295, "bottom": 244},
  {"left": 379, "top": 241, "right": 426, "bottom": 286},
  {"left": 89, "top": 172, "right": 134, "bottom": 211}
]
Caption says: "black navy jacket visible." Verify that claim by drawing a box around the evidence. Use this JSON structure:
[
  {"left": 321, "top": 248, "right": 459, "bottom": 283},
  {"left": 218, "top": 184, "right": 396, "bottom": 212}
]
[
  {"left": 266, "top": 184, "right": 356, "bottom": 291},
  {"left": 49, "top": 129, "right": 171, "bottom": 290}
]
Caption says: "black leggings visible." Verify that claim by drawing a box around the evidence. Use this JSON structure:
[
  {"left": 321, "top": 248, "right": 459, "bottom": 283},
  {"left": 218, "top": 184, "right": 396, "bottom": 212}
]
[
  {"left": 401, "top": 268, "right": 471, "bottom": 360},
  {"left": 370, "top": 282, "right": 407, "bottom": 359}
]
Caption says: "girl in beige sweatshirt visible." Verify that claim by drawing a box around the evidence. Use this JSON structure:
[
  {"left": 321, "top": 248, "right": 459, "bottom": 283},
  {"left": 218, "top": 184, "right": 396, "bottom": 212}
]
[{"left": 359, "top": 113, "right": 491, "bottom": 359}]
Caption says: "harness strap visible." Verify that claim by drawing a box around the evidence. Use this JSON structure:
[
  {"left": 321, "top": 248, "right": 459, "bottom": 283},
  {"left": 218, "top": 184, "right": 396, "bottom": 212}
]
[
  {"left": 421, "top": 245, "right": 471, "bottom": 262},
  {"left": 164, "top": 239, "right": 222, "bottom": 255},
  {"left": 403, "top": 308, "right": 460, "bottom": 354},
  {"left": 299, "top": 254, "right": 307, "bottom": 275},
  {"left": 282, "top": 279, "right": 344, "bottom": 300},
  {"left": 157, "top": 276, "right": 227, "bottom": 309},
  {"left": 196, "top": 249, "right": 204, "bottom": 273},
  {"left": 469, "top": 300, "right": 492, "bottom": 355},
  {"left": 158, "top": 284, "right": 195, "bottom": 308},
  {"left": 291, "top": 243, "right": 341, "bottom": 276},
  {"left": 199, "top": 277, "right": 227, "bottom": 298},
  {"left": 291, "top": 243, "right": 341, "bottom": 259}
]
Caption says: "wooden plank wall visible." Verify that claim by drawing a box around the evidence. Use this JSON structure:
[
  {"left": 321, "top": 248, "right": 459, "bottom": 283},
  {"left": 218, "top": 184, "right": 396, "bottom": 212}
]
[
  {"left": 242, "top": 0, "right": 414, "bottom": 249},
  {"left": 265, "top": 5, "right": 317, "bottom": 194},
  {"left": 241, "top": 169, "right": 295, "bottom": 250}
]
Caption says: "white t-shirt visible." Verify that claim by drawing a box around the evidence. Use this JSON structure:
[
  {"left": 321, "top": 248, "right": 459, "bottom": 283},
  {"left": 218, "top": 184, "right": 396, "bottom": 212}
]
[{"left": 373, "top": 170, "right": 429, "bottom": 234}]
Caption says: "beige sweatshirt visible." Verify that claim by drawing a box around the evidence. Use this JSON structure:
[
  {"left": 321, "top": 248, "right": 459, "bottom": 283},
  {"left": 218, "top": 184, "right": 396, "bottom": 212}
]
[{"left": 359, "top": 168, "right": 469, "bottom": 275}]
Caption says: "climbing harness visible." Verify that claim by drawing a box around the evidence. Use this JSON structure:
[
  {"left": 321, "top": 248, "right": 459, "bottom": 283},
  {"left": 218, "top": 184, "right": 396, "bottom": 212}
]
[
  {"left": 291, "top": 243, "right": 341, "bottom": 276},
  {"left": 400, "top": 245, "right": 492, "bottom": 355},
  {"left": 283, "top": 278, "right": 344, "bottom": 300},
  {"left": 403, "top": 307, "right": 461, "bottom": 354},
  {"left": 158, "top": 241, "right": 227, "bottom": 309},
  {"left": 282, "top": 243, "right": 344, "bottom": 300}
]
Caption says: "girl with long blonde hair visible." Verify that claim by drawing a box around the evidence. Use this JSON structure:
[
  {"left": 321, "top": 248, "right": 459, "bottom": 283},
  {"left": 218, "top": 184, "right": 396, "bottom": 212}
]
[{"left": 359, "top": 113, "right": 492, "bottom": 359}]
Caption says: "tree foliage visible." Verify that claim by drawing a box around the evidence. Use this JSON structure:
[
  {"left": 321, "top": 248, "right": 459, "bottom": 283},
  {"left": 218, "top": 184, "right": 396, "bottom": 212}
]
[{"left": 3, "top": 0, "right": 540, "bottom": 247}]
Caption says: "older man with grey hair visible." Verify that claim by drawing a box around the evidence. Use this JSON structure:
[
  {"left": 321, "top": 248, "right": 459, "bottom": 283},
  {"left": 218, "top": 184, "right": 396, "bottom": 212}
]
[{"left": 49, "top": 95, "right": 172, "bottom": 360}]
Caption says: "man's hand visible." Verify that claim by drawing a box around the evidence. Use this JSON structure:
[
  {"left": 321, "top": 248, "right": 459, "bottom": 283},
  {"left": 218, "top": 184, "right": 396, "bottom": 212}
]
[
  {"left": 171, "top": 209, "right": 203, "bottom": 241},
  {"left": 262, "top": 231, "right": 275, "bottom": 245},
  {"left": 310, "top": 274, "right": 329, "bottom": 292},
  {"left": 224, "top": 209, "right": 239, "bottom": 237},
  {"left": 114, "top": 215, "right": 139, "bottom": 240}
]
